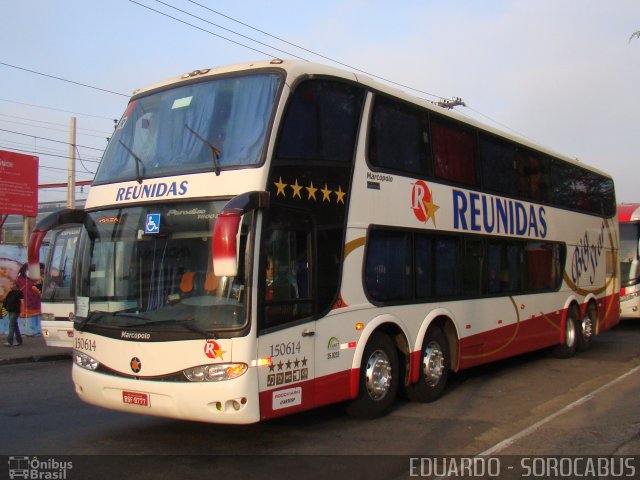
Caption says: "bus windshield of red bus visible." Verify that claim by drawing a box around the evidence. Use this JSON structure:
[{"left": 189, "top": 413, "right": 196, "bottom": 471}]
[
  {"left": 620, "top": 222, "right": 640, "bottom": 286},
  {"left": 74, "top": 201, "right": 251, "bottom": 336},
  {"left": 94, "top": 73, "right": 281, "bottom": 185}
]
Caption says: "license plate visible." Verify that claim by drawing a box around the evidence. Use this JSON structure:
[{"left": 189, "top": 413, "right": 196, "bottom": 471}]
[{"left": 122, "top": 391, "right": 150, "bottom": 407}]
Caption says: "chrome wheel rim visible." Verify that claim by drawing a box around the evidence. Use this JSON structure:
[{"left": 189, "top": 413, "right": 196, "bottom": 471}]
[
  {"left": 365, "top": 349, "right": 392, "bottom": 401},
  {"left": 566, "top": 317, "right": 577, "bottom": 347},
  {"left": 423, "top": 341, "right": 445, "bottom": 387},
  {"left": 582, "top": 314, "right": 593, "bottom": 339}
]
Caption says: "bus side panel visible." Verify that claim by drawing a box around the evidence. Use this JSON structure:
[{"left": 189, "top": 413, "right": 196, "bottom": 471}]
[{"left": 457, "top": 308, "right": 564, "bottom": 370}]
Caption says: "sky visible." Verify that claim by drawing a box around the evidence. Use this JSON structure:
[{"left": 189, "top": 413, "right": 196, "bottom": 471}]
[{"left": 1, "top": 0, "right": 639, "bottom": 205}]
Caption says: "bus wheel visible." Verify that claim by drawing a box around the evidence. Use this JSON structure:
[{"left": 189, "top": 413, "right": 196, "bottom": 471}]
[
  {"left": 407, "top": 326, "right": 450, "bottom": 403},
  {"left": 346, "top": 332, "right": 399, "bottom": 419},
  {"left": 577, "top": 303, "right": 596, "bottom": 352},
  {"left": 553, "top": 306, "right": 579, "bottom": 358}
]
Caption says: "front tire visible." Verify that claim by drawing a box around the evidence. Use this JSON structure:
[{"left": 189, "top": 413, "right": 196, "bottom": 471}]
[
  {"left": 553, "top": 306, "right": 579, "bottom": 359},
  {"left": 346, "top": 332, "right": 399, "bottom": 419},
  {"left": 406, "top": 326, "right": 450, "bottom": 402}
]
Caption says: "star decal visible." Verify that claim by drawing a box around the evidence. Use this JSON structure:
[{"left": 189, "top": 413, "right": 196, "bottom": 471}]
[
  {"left": 301, "top": 357, "right": 308, "bottom": 367},
  {"left": 274, "top": 177, "right": 287, "bottom": 197},
  {"left": 334, "top": 185, "right": 346, "bottom": 204},
  {"left": 321, "top": 184, "right": 332, "bottom": 202},
  {"left": 306, "top": 181, "right": 318, "bottom": 201},
  {"left": 290, "top": 179, "right": 303, "bottom": 199},
  {"left": 286, "top": 359, "right": 292, "bottom": 370},
  {"left": 277, "top": 360, "right": 284, "bottom": 371}
]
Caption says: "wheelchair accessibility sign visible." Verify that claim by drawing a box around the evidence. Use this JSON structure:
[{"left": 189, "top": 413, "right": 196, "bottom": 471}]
[{"left": 145, "top": 213, "right": 161, "bottom": 234}]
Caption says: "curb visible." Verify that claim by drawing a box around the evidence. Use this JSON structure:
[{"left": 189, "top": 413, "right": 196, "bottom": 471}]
[{"left": 0, "top": 351, "right": 72, "bottom": 366}]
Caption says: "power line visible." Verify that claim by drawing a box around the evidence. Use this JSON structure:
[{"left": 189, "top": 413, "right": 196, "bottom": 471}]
[
  {"left": 174, "top": 0, "right": 449, "bottom": 101},
  {"left": 0, "top": 98, "right": 118, "bottom": 121},
  {"left": 152, "top": 0, "right": 308, "bottom": 61},
  {"left": 0, "top": 118, "right": 112, "bottom": 140},
  {"left": 0, "top": 145, "right": 99, "bottom": 166},
  {"left": 0, "top": 61, "right": 130, "bottom": 98},
  {"left": 0, "top": 128, "right": 105, "bottom": 152},
  {"left": 128, "top": 0, "right": 277, "bottom": 58},
  {"left": 0, "top": 113, "right": 113, "bottom": 135}
]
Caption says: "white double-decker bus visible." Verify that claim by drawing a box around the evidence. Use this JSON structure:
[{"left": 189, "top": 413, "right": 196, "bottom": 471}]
[
  {"left": 618, "top": 203, "right": 640, "bottom": 318},
  {"left": 28, "top": 60, "right": 619, "bottom": 423}
]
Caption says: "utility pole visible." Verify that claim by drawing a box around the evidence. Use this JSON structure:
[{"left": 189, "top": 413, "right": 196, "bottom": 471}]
[{"left": 67, "top": 116, "right": 76, "bottom": 208}]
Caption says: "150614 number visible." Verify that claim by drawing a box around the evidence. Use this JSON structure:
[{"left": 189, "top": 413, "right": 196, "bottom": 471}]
[
  {"left": 270, "top": 341, "right": 301, "bottom": 358},
  {"left": 74, "top": 337, "right": 96, "bottom": 352}
]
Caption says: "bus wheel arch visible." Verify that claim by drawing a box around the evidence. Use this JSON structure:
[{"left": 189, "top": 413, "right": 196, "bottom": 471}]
[
  {"left": 553, "top": 301, "right": 580, "bottom": 359},
  {"left": 407, "top": 316, "right": 457, "bottom": 403},
  {"left": 577, "top": 299, "right": 598, "bottom": 352},
  {"left": 346, "top": 328, "right": 404, "bottom": 419}
]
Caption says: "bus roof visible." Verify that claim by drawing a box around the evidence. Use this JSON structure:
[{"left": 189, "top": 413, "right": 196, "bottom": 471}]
[
  {"left": 618, "top": 204, "right": 640, "bottom": 223},
  {"left": 130, "top": 58, "right": 612, "bottom": 180}
]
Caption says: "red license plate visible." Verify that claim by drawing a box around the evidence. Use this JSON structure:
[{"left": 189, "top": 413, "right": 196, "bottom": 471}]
[{"left": 122, "top": 391, "right": 150, "bottom": 407}]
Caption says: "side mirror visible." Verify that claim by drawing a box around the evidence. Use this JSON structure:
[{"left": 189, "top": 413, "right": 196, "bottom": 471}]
[
  {"left": 212, "top": 211, "right": 242, "bottom": 277},
  {"left": 211, "top": 191, "right": 270, "bottom": 277}
]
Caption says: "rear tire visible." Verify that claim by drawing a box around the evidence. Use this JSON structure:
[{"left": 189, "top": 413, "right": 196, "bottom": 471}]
[
  {"left": 406, "top": 326, "right": 450, "bottom": 403},
  {"left": 577, "top": 303, "right": 596, "bottom": 352},
  {"left": 553, "top": 306, "right": 579, "bottom": 359},
  {"left": 346, "top": 332, "right": 399, "bottom": 419}
]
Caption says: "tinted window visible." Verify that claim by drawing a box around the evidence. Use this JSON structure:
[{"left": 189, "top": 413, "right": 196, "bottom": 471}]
[
  {"left": 365, "top": 230, "right": 412, "bottom": 302},
  {"left": 369, "top": 95, "right": 430, "bottom": 175},
  {"left": 432, "top": 117, "right": 477, "bottom": 186},
  {"left": 480, "top": 135, "right": 517, "bottom": 196},
  {"left": 277, "top": 80, "right": 364, "bottom": 162}
]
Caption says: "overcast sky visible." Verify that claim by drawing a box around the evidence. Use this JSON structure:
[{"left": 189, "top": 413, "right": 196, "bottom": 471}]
[{"left": 1, "top": 0, "right": 639, "bottom": 203}]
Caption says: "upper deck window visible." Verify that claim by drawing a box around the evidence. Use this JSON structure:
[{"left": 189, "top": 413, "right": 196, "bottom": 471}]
[
  {"left": 94, "top": 73, "right": 281, "bottom": 184},
  {"left": 276, "top": 79, "right": 365, "bottom": 162}
]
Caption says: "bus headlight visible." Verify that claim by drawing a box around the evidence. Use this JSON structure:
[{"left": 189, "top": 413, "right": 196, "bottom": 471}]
[
  {"left": 183, "top": 363, "right": 248, "bottom": 382},
  {"left": 74, "top": 350, "right": 99, "bottom": 371}
]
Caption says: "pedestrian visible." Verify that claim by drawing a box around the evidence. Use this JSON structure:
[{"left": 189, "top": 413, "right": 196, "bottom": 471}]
[{"left": 3, "top": 281, "right": 23, "bottom": 347}]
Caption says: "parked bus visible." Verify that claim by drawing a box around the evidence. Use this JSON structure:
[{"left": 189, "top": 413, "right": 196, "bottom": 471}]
[
  {"left": 28, "top": 60, "right": 619, "bottom": 424},
  {"left": 40, "top": 225, "right": 81, "bottom": 347},
  {"left": 618, "top": 203, "right": 640, "bottom": 318}
]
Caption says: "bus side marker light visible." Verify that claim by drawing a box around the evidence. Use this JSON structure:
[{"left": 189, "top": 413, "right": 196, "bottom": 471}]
[
  {"left": 252, "top": 358, "right": 272, "bottom": 367},
  {"left": 355, "top": 323, "right": 364, "bottom": 331}
]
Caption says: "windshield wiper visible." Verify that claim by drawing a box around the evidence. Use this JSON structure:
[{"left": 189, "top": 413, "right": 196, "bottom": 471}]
[
  {"left": 118, "top": 140, "right": 146, "bottom": 184},
  {"left": 184, "top": 123, "right": 221, "bottom": 176},
  {"left": 181, "top": 320, "right": 218, "bottom": 340},
  {"left": 75, "top": 310, "right": 107, "bottom": 331},
  {"left": 113, "top": 311, "right": 153, "bottom": 322}
]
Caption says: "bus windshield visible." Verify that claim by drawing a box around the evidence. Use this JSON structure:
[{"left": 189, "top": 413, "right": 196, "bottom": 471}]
[
  {"left": 74, "top": 201, "right": 251, "bottom": 335},
  {"left": 620, "top": 223, "right": 640, "bottom": 286},
  {"left": 42, "top": 225, "right": 80, "bottom": 302},
  {"left": 94, "top": 73, "right": 281, "bottom": 184}
]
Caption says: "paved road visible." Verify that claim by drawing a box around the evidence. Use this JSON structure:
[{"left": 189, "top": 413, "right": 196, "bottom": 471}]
[{"left": 1, "top": 320, "right": 639, "bottom": 479}]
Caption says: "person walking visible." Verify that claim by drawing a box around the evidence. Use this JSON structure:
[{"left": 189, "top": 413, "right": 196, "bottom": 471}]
[{"left": 3, "top": 282, "right": 23, "bottom": 347}]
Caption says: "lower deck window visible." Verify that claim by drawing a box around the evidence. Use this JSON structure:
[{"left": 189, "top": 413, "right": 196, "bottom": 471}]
[{"left": 365, "top": 228, "right": 565, "bottom": 303}]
